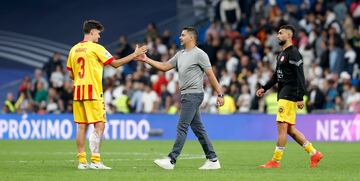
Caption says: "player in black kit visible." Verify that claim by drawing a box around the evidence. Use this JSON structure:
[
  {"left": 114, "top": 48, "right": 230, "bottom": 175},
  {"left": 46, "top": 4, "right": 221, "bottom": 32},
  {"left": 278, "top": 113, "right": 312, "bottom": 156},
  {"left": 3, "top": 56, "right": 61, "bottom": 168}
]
[{"left": 256, "top": 25, "right": 324, "bottom": 168}]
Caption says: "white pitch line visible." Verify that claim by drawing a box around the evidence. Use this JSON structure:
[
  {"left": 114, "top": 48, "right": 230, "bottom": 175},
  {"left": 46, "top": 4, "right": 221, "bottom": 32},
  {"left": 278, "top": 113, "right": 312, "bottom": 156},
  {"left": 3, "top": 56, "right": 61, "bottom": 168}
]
[
  {"left": 0, "top": 152, "right": 165, "bottom": 156},
  {"left": 3, "top": 156, "right": 205, "bottom": 164},
  {"left": 0, "top": 152, "right": 209, "bottom": 157}
]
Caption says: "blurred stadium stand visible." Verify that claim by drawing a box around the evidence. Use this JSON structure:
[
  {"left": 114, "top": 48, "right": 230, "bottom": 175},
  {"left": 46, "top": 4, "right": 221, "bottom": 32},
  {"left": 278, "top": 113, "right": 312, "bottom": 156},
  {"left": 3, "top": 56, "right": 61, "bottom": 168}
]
[{"left": 0, "top": 0, "right": 359, "bottom": 114}]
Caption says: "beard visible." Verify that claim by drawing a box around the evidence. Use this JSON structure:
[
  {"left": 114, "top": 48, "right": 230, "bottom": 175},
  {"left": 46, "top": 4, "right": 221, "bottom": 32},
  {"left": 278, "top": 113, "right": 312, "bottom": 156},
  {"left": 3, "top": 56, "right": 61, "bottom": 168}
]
[{"left": 278, "top": 40, "right": 286, "bottom": 46}]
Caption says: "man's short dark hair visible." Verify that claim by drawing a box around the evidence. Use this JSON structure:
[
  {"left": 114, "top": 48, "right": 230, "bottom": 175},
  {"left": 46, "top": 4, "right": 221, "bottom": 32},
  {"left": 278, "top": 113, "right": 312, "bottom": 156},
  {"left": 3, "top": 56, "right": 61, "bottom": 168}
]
[
  {"left": 279, "top": 25, "right": 296, "bottom": 37},
  {"left": 183, "top": 26, "right": 198, "bottom": 42},
  {"left": 83, "top": 20, "right": 104, "bottom": 34}
]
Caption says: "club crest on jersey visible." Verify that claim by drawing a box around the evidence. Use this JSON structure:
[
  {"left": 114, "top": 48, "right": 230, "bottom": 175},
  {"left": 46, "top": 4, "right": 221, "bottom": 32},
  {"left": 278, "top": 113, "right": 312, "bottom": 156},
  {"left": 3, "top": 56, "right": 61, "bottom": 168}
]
[
  {"left": 279, "top": 106, "right": 284, "bottom": 113},
  {"left": 280, "top": 56, "right": 285, "bottom": 62}
]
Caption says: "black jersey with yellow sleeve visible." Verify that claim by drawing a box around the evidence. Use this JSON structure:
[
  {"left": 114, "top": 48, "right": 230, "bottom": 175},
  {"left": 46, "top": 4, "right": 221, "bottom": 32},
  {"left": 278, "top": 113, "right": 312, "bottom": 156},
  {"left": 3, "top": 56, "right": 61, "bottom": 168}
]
[{"left": 262, "top": 45, "right": 306, "bottom": 102}]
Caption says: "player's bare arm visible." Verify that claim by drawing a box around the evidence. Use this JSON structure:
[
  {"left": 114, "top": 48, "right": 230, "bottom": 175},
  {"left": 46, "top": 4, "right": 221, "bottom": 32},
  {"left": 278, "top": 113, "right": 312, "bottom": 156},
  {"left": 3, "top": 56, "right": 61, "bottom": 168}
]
[
  {"left": 136, "top": 54, "right": 174, "bottom": 72},
  {"left": 205, "top": 68, "right": 224, "bottom": 106},
  {"left": 110, "top": 44, "right": 147, "bottom": 68}
]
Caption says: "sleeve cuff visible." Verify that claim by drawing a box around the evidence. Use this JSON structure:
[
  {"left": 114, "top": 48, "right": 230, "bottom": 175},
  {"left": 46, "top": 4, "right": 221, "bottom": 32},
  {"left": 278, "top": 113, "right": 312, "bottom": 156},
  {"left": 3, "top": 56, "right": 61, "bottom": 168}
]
[
  {"left": 261, "top": 85, "right": 268, "bottom": 91},
  {"left": 103, "top": 57, "right": 114, "bottom": 65}
]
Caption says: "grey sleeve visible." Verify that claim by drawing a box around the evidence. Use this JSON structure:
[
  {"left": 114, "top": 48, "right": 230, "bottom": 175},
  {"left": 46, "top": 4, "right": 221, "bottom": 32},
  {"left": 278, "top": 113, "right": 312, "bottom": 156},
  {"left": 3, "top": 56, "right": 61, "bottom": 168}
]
[
  {"left": 198, "top": 51, "right": 212, "bottom": 70},
  {"left": 167, "top": 52, "right": 179, "bottom": 69}
]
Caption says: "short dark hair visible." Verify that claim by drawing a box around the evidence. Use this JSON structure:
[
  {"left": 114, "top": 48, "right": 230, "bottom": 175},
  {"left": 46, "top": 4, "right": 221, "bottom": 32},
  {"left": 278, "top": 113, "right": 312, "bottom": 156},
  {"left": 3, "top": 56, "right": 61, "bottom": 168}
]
[
  {"left": 182, "top": 26, "right": 198, "bottom": 42},
  {"left": 279, "top": 25, "right": 296, "bottom": 37},
  {"left": 83, "top": 20, "right": 104, "bottom": 34}
]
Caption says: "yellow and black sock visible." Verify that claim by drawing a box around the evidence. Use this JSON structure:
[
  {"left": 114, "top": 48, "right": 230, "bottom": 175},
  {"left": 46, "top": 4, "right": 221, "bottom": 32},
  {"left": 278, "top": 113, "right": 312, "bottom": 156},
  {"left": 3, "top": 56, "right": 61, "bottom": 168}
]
[
  {"left": 303, "top": 141, "right": 316, "bottom": 155},
  {"left": 272, "top": 146, "right": 285, "bottom": 162},
  {"left": 77, "top": 152, "right": 87, "bottom": 164},
  {"left": 91, "top": 153, "right": 101, "bottom": 163}
]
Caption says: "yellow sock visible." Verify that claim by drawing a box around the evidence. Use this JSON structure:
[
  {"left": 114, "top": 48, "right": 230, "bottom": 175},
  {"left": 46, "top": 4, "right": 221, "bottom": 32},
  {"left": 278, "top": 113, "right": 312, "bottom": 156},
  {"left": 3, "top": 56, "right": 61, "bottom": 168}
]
[
  {"left": 303, "top": 141, "right": 316, "bottom": 155},
  {"left": 272, "top": 147, "right": 284, "bottom": 162},
  {"left": 91, "top": 153, "right": 101, "bottom": 163},
  {"left": 77, "top": 152, "right": 87, "bottom": 164}
]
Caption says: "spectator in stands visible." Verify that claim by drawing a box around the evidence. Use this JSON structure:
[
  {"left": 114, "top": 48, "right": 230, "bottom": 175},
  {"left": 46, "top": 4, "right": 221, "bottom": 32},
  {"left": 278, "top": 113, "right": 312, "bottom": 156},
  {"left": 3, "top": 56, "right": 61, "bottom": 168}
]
[
  {"left": 264, "top": 88, "right": 277, "bottom": 114},
  {"left": 141, "top": 84, "right": 159, "bottom": 113},
  {"left": 34, "top": 81, "right": 48, "bottom": 105},
  {"left": 161, "top": 29, "right": 172, "bottom": 47},
  {"left": 350, "top": 0, "right": 360, "bottom": 26},
  {"left": 333, "top": 0, "right": 348, "bottom": 23},
  {"left": 116, "top": 35, "right": 136, "bottom": 77},
  {"left": 343, "top": 14, "right": 355, "bottom": 40},
  {"left": 8, "top": 0, "right": 360, "bottom": 115},
  {"left": 204, "top": 90, "right": 218, "bottom": 114},
  {"left": 346, "top": 86, "right": 360, "bottom": 112},
  {"left": 205, "top": 21, "right": 221, "bottom": 39},
  {"left": 46, "top": 88, "right": 62, "bottom": 114},
  {"left": 145, "top": 22, "right": 158, "bottom": 41},
  {"left": 324, "top": 79, "right": 338, "bottom": 111},
  {"left": 59, "top": 81, "right": 73, "bottom": 113},
  {"left": 43, "top": 52, "right": 62, "bottom": 80},
  {"left": 237, "top": 84, "right": 251, "bottom": 113},
  {"left": 152, "top": 71, "right": 168, "bottom": 96},
  {"left": 328, "top": 37, "right": 345, "bottom": 75},
  {"left": 50, "top": 64, "right": 65, "bottom": 89},
  {"left": 31, "top": 69, "right": 48, "bottom": 98},
  {"left": 37, "top": 101, "right": 47, "bottom": 114},
  {"left": 17, "top": 90, "right": 33, "bottom": 113},
  {"left": 319, "top": 39, "right": 330, "bottom": 70},
  {"left": 115, "top": 89, "right": 131, "bottom": 114},
  {"left": 155, "top": 37, "right": 168, "bottom": 55},
  {"left": 3, "top": 92, "right": 16, "bottom": 113},
  {"left": 215, "top": 49, "right": 227, "bottom": 72},
  {"left": 166, "top": 72, "right": 178, "bottom": 95},
  {"left": 300, "top": 43, "right": 315, "bottom": 76},
  {"left": 219, "top": 0, "right": 241, "bottom": 29},
  {"left": 116, "top": 35, "right": 133, "bottom": 58},
  {"left": 218, "top": 86, "right": 236, "bottom": 114},
  {"left": 344, "top": 42, "right": 357, "bottom": 74},
  {"left": 131, "top": 81, "right": 144, "bottom": 113},
  {"left": 18, "top": 75, "right": 31, "bottom": 96},
  {"left": 159, "top": 84, "right": 171, "bottom": 112},
  {"left": 167, "top": 100, "right": 179, "bottom": 114},
  {"left": 334, "top": 95, "right": 344, "bottom": 113},
  {"left": 307, "top": 81, "right": 325, "bottom": 113},
  {"left": 219, "top": 69, "right": 231, "bottom": 87}
]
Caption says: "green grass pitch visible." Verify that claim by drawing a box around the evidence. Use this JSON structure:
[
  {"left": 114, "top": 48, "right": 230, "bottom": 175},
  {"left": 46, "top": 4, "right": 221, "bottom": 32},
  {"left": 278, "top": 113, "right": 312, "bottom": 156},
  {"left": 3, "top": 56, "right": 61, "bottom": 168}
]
[{"left": 0, "top": 140, "right": 359, "bottom": 181}]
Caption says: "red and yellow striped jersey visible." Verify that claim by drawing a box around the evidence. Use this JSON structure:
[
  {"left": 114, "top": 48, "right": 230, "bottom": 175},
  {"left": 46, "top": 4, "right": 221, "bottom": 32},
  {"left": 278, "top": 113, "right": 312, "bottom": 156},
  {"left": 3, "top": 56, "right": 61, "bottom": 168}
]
[{"left": 66, "top": 41, "right": 114, "bottom": 100}]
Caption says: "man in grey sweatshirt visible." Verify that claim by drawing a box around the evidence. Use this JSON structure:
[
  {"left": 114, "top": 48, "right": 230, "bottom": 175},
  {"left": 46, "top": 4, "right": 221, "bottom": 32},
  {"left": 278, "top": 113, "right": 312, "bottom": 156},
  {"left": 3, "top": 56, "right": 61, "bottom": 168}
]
[{"left": 137, "top": 26, "right": 224, "bottom": 170}]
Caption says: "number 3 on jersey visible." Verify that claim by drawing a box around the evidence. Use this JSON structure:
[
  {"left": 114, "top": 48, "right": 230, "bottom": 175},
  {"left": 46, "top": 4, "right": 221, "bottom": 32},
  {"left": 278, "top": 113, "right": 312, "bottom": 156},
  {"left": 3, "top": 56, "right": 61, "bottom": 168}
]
[{"left": 77, "top": 57, "right": 85, "bottom": 78}]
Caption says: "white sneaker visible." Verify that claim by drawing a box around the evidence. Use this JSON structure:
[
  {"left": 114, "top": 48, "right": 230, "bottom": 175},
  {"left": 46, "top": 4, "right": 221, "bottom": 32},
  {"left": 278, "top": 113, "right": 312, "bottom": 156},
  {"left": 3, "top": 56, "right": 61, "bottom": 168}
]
[
  {"left": 77, "top": 163, "right": 89, "bottom": 170},
  {"left": 154, "top": 157, "right": 175, "bottom": 170},
  {"left": 89, "top": 162, "right": 112, "bottom": 170},
  {"left": 199, "top": 159, "right": 221, "bottom": 170}
]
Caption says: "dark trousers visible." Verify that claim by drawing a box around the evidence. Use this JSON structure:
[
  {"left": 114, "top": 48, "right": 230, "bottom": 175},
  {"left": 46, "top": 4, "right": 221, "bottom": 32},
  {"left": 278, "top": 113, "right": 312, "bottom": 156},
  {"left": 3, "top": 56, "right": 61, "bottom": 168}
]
[{"left": 168, "top": 93, "right": 217, "bottom": 162}]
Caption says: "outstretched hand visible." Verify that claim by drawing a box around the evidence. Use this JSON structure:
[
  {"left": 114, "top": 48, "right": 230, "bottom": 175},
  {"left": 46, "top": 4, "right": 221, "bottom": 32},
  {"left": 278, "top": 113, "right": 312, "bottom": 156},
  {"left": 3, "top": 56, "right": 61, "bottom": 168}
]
[
  {"left": 133, "top": 44, "right": 147, "bottom": 57},
  {"left": 256, "top": 88, "right": 265, "bottom": 97},
  {"left": 134, "top": 53, "right": 148, "bottom": 62}
]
